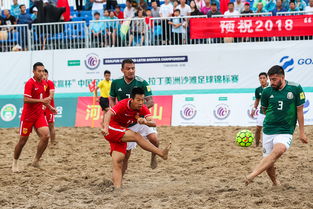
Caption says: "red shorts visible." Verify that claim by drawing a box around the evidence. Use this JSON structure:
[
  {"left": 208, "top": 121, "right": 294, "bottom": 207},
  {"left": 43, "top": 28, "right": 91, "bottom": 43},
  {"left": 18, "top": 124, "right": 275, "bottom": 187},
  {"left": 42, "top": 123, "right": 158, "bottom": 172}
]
[
  {"left": 104, "top": 126, "right": 128, "bottom": 155},
  {"left": 45, "top": 109, "right": 55, "bottom": 123},
  {"left": 19, "top": 114, "right": 48, "bottom": 136}
]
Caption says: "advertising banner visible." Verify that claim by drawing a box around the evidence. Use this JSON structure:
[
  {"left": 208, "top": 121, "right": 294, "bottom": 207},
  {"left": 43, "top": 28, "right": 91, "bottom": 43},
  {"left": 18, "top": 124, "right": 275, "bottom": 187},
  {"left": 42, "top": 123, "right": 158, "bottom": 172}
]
[
  {"left": 190, "top": 15, "right": 313, "bottom": 39},
  {"left": 75, "top": 96, "right": 172, "bottom": 127}
]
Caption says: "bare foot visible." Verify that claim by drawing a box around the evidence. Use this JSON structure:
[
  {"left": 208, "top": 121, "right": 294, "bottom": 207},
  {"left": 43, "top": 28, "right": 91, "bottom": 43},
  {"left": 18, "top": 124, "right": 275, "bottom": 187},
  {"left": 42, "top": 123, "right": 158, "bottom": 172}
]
[
  {"left": 150, "top": 154, "right": 158, "bottom": 169},
  {"left": 31, "top": 160, "right": 40, "bottom": 168},
  {"left": 161, "top": 143, "right": 171, "bottom": 160},
  {"left": 244, "top": 176, "right": 253, "bottom": 186},
  {"left": 12, "top": 160, "right": 20, "bottom": 173},
  {"left": 272, "top": 180, "right": 281, "bottom": 187},
  {"left": 50, "top": 140, "right": 57, "bottom": 145}
]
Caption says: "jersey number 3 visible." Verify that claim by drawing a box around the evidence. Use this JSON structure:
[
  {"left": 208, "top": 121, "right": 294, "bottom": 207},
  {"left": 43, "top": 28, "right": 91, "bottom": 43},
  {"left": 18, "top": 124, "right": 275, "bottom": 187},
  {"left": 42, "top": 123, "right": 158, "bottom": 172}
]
[{"left": 278, "top": 101, "right": 283, "bottom": 110}]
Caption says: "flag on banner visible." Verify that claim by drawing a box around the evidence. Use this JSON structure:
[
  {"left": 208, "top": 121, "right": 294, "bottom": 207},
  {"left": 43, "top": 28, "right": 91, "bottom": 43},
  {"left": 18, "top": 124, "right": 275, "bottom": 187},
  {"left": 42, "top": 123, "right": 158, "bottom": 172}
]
[{"left": 88, "top": 80, "right": 96, "bottom": 92}]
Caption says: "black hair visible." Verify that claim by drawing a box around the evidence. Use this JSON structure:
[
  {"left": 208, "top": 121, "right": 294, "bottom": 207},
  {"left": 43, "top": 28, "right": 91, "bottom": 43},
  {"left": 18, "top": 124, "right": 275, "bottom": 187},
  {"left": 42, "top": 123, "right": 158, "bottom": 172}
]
[
  {"left": 228, "top": 2, "right": 234, "bottom": 6},
  {"left": 267, "top": 65, "right": 285, "bottom": 76},
  {"left": 104, "top": 70, "right": 111, "bottom": 75},
  {"left": 19, "top": 4, "right": 25, "bottom": 9},
  {"left": 33, "top": 62, "right": 44, "bottom": 71},
  {"left": 94, "top": 11, "right": 100, "bottom": 16},
  {"left": 115, "top": 5, "right": 121, "bottom": 8},
  {"left": 259, "top": 72, "right": 267, "bottom": 77},
  {"left": 289, "top": 1, "right": 295, "bottom": 5},
  {"left": 211, "top": 2, "right": 217, "bottom": 5},
  {"left": 174, "top": 9, "right": 181, "bottom": 13},
  {"left": 44, "top": 69, "right": 49, "bottom": 74},
  {"left": 121, "top": 59, "right": 135, "bottom": 68},
  {"left": 131, "top": 87, "right": 145, "bottom": 99}
]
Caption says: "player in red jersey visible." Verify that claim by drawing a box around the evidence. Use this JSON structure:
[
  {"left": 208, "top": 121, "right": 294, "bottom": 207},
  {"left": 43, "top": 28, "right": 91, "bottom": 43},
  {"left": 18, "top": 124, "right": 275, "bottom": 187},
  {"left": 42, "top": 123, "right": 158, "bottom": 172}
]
[
  {"left": 101, "top": 87, "right": 171, "bottom": 189},
  {"left": 43, "top": 69, "right": 56, "bottom": 144},
  {"left": 12, "top": 62, "right": 56, "bottom": 172}
]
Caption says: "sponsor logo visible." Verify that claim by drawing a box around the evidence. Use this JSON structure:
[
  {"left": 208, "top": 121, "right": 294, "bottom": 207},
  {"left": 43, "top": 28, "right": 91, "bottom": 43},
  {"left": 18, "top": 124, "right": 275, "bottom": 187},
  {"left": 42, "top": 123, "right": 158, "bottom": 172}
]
[
  {"left": 23, "top": 128, "right": 28, "bottom": 134},
  {"left": 85, "top": 53, "right": 100, "bottom": 70},
  {"left": 270, "top": 95, "right": 274, "bottom": 98},
  {"left": 68, "top": 60, "right": 81, "bottom": 66},
  {"left": 118, "top": 88, "right": 122, "bottom": 92},
  {"left": 1, "top": 104, "right": 17, "bottom": 122},
  {"left": 280, "top": 56, "right": 294, "bottom": 72},
  {"left": 304, "top": 99, "right": 310, "bottom": 114},
  {"left": 287, "top": 92, "right": 294, "bottom": 99},
  {"left": 300, "top": 92, "right": 305, "bottom": 100},
  {"left": 180, "top": 104, "right": 197, "bottom": 120},
  {"left": 214, "top": 104, "right": 231, "bottom": 120},
  {"left": 55, "top": 106, "right": 63, "bottom": 118}
]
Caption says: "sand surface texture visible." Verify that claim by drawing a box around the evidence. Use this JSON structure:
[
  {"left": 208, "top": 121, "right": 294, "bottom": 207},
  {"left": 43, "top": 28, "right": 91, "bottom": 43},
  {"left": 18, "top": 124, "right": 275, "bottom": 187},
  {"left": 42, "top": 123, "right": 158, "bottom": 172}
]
[{"left": 0, "top": 126, "right": 312, "bottom": 209}]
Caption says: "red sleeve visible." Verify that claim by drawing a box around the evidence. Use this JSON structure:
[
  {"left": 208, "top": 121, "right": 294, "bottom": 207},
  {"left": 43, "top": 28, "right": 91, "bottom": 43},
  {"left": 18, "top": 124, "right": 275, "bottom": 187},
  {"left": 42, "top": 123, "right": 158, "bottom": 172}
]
[
  {"left": 111, "top": 100, "right": 125, "bottom": 115},
  {"left": 48, "top": 80, "right": 55, "bottom": 91},
  {"left": 141, "top": 105, "right": 152, "bottom": 118},
  {"left": 24, "top": 80, "right": 33, "bottom": 98}
]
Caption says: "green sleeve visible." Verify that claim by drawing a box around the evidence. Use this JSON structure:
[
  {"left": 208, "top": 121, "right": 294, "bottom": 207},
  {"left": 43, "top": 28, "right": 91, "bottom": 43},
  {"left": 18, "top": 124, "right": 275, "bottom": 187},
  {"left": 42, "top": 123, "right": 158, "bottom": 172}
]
[
  {"left": 261, "top": 88, "right": 269, "bottom": 108},
  {"left": 109, "top": 80, "right": 117, "bottom": 97},
  {"left": 296, "top": 85, "right": 306, "bottom": 106},
  {"left": 255, "top": 88, "right": 260, "bottom": 99},
  {"left": 143, "top": 80, "right": 153, "bottom": 97}
]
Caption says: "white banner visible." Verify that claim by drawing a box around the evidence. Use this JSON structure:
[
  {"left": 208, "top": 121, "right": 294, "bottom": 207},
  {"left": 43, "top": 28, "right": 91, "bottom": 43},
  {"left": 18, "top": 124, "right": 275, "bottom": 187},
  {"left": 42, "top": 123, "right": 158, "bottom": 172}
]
[
  {"left": 0, "top": 40, "right": 312, "bottom": 96},
  {"left": 172, "top": 93, "right": 313, "bottom": 126}
]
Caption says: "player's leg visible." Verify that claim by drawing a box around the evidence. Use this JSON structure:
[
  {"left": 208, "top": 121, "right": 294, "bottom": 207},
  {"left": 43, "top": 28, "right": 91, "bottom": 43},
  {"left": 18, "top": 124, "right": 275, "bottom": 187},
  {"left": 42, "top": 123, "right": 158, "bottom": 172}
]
[
  {"left": 245, "top": 143, "right": 286, "bottom": 185},
  {"left": 32, "top": 115, "right": 50, "bottom": 167},
  {"left": 146, "top": 133, "right": 159, "bottom": 169},
  {"left": 121, "top": 130, "right": 170, "bottom": 160},
  {"left": 112, "top": 150, "right": 125, "bottom": 188},
  {"left": 255, "top": 126, "right": 262, "bottom": 147},
  {"left": 266, "top": 165, "right": 280, "bottom": 186},
  {"left": 12, "top": 121, "right": 32, "bottom": 172},
  {"left": 49, "top": 122, "right": 56, "bottom": 144},
  {"left": 122, "top": 150, "right": 131, "bottom": 176}
]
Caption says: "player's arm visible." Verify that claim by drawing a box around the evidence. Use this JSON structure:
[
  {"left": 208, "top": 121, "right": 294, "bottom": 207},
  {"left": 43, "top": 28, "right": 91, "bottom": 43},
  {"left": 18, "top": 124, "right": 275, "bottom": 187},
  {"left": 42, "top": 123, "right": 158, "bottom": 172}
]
[
  {"left": 109, "top": 97, "right": 117, "bottom": 108},
  {"left": 137, "top": 116, "right": 156, "bottom": 127},
  {"left": 101, "top": 109, "right": 114, "bottom": 136},
  {"left": 109, "top": 81, "right": 117, "bottom": 107},
  {"left": 144, "top": 96, "right": 154, "bottom": 109},
  {"left": 45, "top": 103, "right": 57, "bottom": 114},
  {"left": 251, "top": 98, "right": 260, "bottom": 117},
  {"left": 94, "top": 86, "right": 99, "bottom": 102},
  {"left": 24, "top": 96, "right": 51, "bottom": 105},
  {"left": 297, "top": 105, "right": 307, "bottom": 144},
  {"left": 260, "top": 88, "right": 269, "bottom": 114}
]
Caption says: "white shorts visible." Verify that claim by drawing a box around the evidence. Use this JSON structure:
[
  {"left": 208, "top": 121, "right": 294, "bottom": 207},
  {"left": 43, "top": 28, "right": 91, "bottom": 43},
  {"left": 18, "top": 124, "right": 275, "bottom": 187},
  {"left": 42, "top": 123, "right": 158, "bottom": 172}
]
[
  {"left": 256, "top": 113, "right": 265, "bottom": 127},
  {"left": 126, "top": 124, "right": 157, "bottom": 151},
  {"left": 262, "top": 133, "right": 293, "bottom": 157}
]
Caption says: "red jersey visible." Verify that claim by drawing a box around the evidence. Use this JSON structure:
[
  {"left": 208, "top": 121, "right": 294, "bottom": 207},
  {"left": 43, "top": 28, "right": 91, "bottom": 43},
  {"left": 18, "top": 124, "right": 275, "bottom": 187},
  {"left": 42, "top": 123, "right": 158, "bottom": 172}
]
[
  {"left": 45, "top": 80, "right": 55, "bottom": 107},
  {"left": 110, "top": 98, "right": 151, "bottom": 128},
  {"left": 114, "top": 11, "right": 124, "bottom": 19},
  {"left": 21, "top": 78, "right": 48, "bottom": 122}
]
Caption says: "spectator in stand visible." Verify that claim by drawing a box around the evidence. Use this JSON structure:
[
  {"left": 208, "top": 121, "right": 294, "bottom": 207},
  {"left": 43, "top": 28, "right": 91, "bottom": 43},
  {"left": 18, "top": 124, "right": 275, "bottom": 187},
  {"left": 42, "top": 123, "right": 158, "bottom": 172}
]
[
  {"left": 265, "top": 0, "right": 276, "bottom": 12},
  {"left": 272, "top": 0, "right": 287, "bottom": 15},
  {"left": 241, "top": 2, "right": 253, "bottom": 13},
  {"left": 0, "top": 16, "right": 4, "bottom": 25},
  {"left": 195, "top": 0, "right": 205, "bottom": 10},
  {"left": 3, "top": 9, "right": 17, "bottom": 26},
  {"left": 151, "top": 1, "right": 160, "bottom": 17},
  {"left": 114, "top": 5, "right": 124, "bottom": 19},
  {"left": 207, "top": 2, "right": 221, "bottom": 17},
  {"left": 151, "top": 0, "right": 161, "bottom": 6},
  {"left": 102, "top": 9, "right": 110, "bottom": 20},
  {"left": 139, "top": 0, "right": 148, "bottom": 10},
  {"left": 105, "top": 10, "right": 118, "bottom": 46},
  {"left": 253, "top": 0, "right": 267, "bottom": 11},
  {"left": 295, "top": 0, "right": 307, "bottom": 11},
  {"left": 85, "top": 0, "right": 93, "bottom": 10},
  {"left": 304, "top": 0, "right": 313, "bottom": 13},
  {"left": 90, "top": 12, "right": 105, "bottom": 46},
  {"left": 169, "top": 9, "right": 186, "bottom": 45},
  {"left": 177, "top": 0, "right": 192, "bottom": 16},
  {"left": 17, "top": 4, "right": 33, "bottom": 24},
  {"left": 11, "top": 0, "right": 21, "bottom": 18},
  {"left": 190, "top": 0, "right": 204, "bottom": 15},
  {"left": 200, "top": 0, "right": 212, "bottom": 14},
  {"left": 92, "top": 0, "right": 105, "bottom": 17},
  {"left": 173, "top": 0, "right": 180, "bottom": 10},
  {"left": 129, "top": 9, "right": 146, "bottom": 46},
  {"left": 255, "top": 2, "right": 268, "bottom": 12},
  {"left": 57, "top": 0, "right": 70, "bottom": 22},
  {"left": 234, "top": 0, "right": 245, "bottom": 12},
  {"left": 160, "top": 0, "right": 173, "bottom": 44},
  {"left": 107, "top": 0, "right": 118, "bottom": 10},
  {"left": 224, "top": 2, "right": 240, "bottom": 16},
  {"left": 224, "top": 2, "right": 240, "bottom": 43},
  {"left": 31, "top": 7, "right": 38, "bottom": 21},
  {"left": 75, "top": 0, "right": 83, "bottom": 11},
  {"left": 124, "top": 0, "right": 137, "bottom": 18},
  {"left": 282, "top": 0, "right": 291, "bottom": 11},
  {"left": 43, "top": 0, "right": 66, "bottom": 23},
  {"left": 49, "top": 0, "right": 57, "bottom": 6},
  {"left": 288, "top": 1, "right": 300, "bottom": 11}
]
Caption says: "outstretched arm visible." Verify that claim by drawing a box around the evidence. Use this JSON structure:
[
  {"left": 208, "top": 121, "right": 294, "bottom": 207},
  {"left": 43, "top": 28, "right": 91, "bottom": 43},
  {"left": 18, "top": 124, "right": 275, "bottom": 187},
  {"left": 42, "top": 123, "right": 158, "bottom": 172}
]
[
  {"left": 101, "top": 110, "right": 114, "bottom": 136},
  {"left": 297, "top": 105, "right": 308, "bottom": 144}
]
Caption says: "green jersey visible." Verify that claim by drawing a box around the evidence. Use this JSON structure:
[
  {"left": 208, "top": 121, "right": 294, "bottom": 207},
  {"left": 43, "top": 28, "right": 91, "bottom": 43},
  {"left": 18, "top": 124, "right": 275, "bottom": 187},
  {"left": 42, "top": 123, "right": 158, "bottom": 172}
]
[
  {"left": 110, "top": 76, "right": 152, "bottom": 101},
  {"left": 261, "top": 81, "right": 306, "bottom": 135},
  {"left": 255, "top": 85, "right": 267, "bottom": 114}
]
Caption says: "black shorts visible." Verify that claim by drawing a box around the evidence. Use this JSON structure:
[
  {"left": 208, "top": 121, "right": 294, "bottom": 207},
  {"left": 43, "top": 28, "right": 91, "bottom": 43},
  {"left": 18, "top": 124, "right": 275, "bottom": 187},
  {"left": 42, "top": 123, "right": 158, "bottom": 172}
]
[{"left": 99, "top": 97, "right": 109, "bottom": 111}]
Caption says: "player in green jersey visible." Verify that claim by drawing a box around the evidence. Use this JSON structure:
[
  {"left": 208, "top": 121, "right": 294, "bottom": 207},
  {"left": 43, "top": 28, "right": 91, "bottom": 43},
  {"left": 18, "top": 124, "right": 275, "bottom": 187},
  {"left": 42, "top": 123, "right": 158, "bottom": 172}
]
[
  {"left": 108, "top": 59, "right": 160, "bottom": 171},
  {"left": 250, "top": 72, "right": 269, "bottom": 147},
  {"left": 245, "top": 65, "right": 308, "bottom": 186}
]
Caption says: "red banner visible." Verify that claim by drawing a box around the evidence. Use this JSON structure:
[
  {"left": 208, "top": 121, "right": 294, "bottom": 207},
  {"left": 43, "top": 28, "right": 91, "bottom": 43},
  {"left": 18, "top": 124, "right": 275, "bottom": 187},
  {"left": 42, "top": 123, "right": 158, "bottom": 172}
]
[
  {"left": 75, "top": 96, "right": 173, "bottom": 127},
  {"left": 88, "top": 80, "right": 96, "bottom": 92},
  {"left": 190, "top": 15, "right": 313, "bottom": 39}
]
